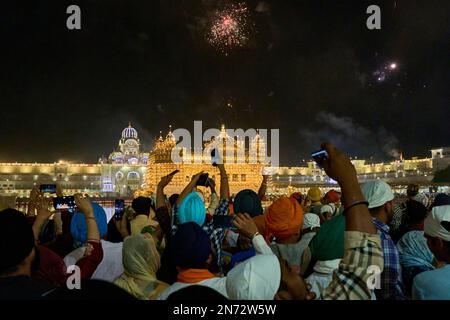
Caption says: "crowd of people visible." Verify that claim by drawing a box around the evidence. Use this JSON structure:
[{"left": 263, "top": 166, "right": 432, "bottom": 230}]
[{"left": 1, "top": 143, "right": 450, "bottom": 300}]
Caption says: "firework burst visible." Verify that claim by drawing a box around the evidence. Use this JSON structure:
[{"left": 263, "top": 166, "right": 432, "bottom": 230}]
[{"left": 207, "top": 3, "right": 250, "bottom": 55}]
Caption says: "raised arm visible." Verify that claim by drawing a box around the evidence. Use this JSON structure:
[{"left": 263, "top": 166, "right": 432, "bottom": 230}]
[
  {"left": 155, "top": 173, "right": 177, "bottom": 238},
  {"left": 258, "top": 175, "right": 268, "bottom": 200},
  {"left": 217, "top": 163, "right": 229, "bottom": 200},
  {"left": 27, "top": 185, "right": 40, "bottom": 217},
  {"left": 32, "top": 196, "right": 53, "bottom": 244},
  {"left": 74, "top": 194, "right": 100, "bottom": 242},
  {"left": 321, "top": 143, "right": 375, "bottom": 234},
  {"left": 320, "top": 143, "right": 382, "bottom": 300},
  {"left": 176, "top": 171, "right": 203, "bottom": 205},
  {"left": 157, "top": 172, "right": 177, "bottom": 209}
]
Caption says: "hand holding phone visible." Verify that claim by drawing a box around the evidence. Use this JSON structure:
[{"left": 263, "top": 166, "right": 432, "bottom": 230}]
[
  {"left": 196, "top": 173, "right": 210, "bottom": 187},
  {"left": 158, "top": 170, "right": 179, "bottom": 189},
  {"left": 114, "top": 199, "right": 125, "bottom": 220},
  {"left": 53, "top": 196, "right": 76, "bottom": 213},
  {"left": 311, "top": 149, "right": 329, "bottom": 169}
]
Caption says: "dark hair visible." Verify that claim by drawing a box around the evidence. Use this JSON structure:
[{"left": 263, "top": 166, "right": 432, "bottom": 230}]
[
  {"left": 0, "top": 209, "right": 35, "bottom": 274},
  {"left": 131, "top": 197, "right": 153, "bottom": 216},
  {"left": 106, "top": 218, "right": 130, "bottom": 243},
  {"left": 407, "top": 184, "right": 419, "bottom": 197},
  {"left": 404, "top": 200, "right": 428, "bottom": 225}
]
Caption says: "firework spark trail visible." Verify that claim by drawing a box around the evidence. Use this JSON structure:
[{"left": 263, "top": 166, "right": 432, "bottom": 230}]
[{"left": 207, "top": 3, "right": 250, "bottom": 55}]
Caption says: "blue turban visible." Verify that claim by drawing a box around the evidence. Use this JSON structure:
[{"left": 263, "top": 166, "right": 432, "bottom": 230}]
[
  {"left": 170, "top": 222, "right": 211, "bottom": 269},
  {"left": 233, "top": 189, "right": 263, "bottom": 217},
  {"left": 177, "top": 191, "right": 206, "bottom": 226},
  {"left": 70, "top": 202, "right": 107, "bottom": 247}
]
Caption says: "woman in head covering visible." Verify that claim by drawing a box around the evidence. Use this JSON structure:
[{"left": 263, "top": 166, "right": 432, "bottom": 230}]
[
  {"left": 397, "top": 230, "right": 435, "bottom": 297},
  {"left": 114, "top": 233, "right": 168, "bottom": 300}
]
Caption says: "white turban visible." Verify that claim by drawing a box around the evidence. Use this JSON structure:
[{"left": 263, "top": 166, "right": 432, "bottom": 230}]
[
  {"left": 226, "top": 254, "right": 280, "bottom": 300},
  {"left": 361, "top": 180, "right": 394, "bottom": 209},
  {"left": 412, "top": 193, "right": 428, "bottom": 207},
  {"left": 320, "top": 204, "right": 335, "bottom": 215},
  {"left": 303, "top": 213, "right": 321, "bottom": 230},
  {"left": 424, "top": 205, "right": 450, "bottom": 241}
]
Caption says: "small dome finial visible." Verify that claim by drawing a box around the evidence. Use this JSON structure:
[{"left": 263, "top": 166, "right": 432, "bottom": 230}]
[{"left": 128, "top": 121, "right": 132, "bottom": 127}]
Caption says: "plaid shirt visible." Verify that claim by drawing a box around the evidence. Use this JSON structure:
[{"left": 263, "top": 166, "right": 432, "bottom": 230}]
[
  {"left": 372, "top": 218, "right": 406, "bottom": 300},
  {"left": 171, "top": 199, "right": 229, "bottom": 272},
  {"left": 323, "top": 231, "right": 384, "bottom": 300}
]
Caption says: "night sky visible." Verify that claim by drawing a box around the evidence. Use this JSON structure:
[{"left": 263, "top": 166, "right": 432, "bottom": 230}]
[{"left": 1, "top": 0, "right": 449, "bottom": 165}]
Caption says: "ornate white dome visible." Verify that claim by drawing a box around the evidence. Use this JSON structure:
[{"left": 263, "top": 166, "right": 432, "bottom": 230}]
[{"left": 122, "top": 122, "right": 138, "bottom": 139}]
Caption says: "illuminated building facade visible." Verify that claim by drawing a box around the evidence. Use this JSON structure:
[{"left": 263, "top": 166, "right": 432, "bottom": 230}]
[
  {"left": 142, "top": 125, "right": 267, "bottom": 196},
  {"left": 0, "top": 123, "right": 148, "bottom": 197},
  {"left": 0, "top": 122, "right": 448, "bottom": 199},
  {"left": 98, "top": 123, "right": 148, "bottom": 196}
]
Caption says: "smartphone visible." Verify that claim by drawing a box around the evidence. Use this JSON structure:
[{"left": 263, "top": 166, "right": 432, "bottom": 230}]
[
  {"left": 169, "top": 169, "right": 180, "bottom": 176},
  {"left": 114, "top": 199, "right": 125, "bottom": 220},
  {"left": 311, "top": 149, "right": 328, "bottom": 168},
  {"left": 213, "top": 215, "right": 236, "bottom": 230},
  {"left": 53, "top": 196, "right": 76, "bottom": 213},
  {"left": 196, "top": 173, "right": 210, "bottom": 187},
  {"left": 211, "top": 148, "right": 219, "bottom": 166},
  {"left": 40, "top": 184, "right": 56, "bottom": 194}
]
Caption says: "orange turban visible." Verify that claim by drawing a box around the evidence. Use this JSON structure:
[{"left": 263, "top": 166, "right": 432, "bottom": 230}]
[
  {"left": 264, "top": 197, "right": 303, "bottom": 241},
  {"left": 253, "top": 214, "right": 267, "bottom": 235}
]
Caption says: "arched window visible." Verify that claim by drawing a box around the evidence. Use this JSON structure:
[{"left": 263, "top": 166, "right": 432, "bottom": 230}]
[
  {"left": 127, "top": 171, "right": 140, "bottom": 180},
  {"left": 128, "top": 157, "right": 139, "bottom": 165},
  {"left": 116, "top": 172, "right": 124, "bottom": 181}
]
